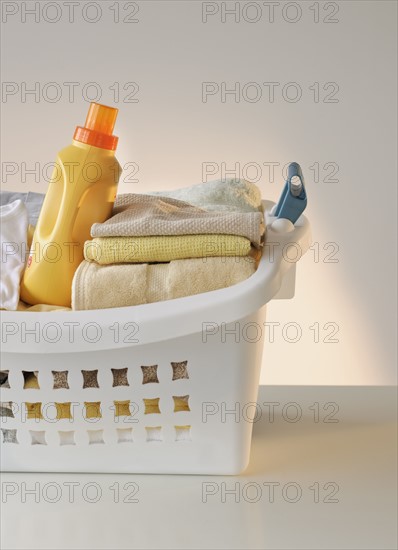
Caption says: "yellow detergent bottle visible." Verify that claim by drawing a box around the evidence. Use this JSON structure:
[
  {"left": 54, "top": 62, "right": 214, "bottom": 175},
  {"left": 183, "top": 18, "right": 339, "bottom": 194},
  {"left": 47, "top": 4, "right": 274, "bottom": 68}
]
[{"left": 20, "top": 103, "right": 121, "bottom": 307}]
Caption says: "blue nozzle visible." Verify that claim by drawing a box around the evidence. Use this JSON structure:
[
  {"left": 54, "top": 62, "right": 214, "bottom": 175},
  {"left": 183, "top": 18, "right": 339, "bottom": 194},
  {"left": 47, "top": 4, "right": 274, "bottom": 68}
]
[{"left": 274, "top": 162, "right": 307, "bottom": 224}]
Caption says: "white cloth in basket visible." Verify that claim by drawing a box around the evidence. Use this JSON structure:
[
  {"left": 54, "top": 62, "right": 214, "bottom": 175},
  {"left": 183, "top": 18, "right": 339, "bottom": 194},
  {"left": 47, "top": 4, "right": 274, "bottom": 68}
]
[{"left": 1, "top": 200, "right": 28, "bottom": 310}]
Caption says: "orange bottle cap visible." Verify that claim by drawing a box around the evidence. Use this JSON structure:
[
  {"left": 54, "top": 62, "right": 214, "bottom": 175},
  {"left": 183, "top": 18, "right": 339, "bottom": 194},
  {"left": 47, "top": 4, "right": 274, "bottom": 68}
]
[{"left": 74, "top": 103, "right": 119, "bottom": 150}]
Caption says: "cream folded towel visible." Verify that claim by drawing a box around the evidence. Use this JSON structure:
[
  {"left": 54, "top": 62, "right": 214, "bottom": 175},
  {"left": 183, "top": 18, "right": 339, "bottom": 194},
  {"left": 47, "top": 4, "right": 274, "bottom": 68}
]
[
  {"left": 149, "top": 178, "right": 263, "bottom": 213},
  {"left": 91, "top": 194, "right": 264, "bottom": 246},
  {"left": 16, "top": 301, "right": 71, "bottom": 312},
  {"left": 72, "top": 257, "right": 256, "bottom": 310}
]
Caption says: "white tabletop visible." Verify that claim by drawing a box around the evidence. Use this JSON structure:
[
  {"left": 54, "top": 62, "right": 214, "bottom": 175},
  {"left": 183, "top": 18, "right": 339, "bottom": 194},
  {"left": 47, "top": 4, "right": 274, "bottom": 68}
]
[{"left": 1, "top": 386, "right": 396, "bottom": 550}]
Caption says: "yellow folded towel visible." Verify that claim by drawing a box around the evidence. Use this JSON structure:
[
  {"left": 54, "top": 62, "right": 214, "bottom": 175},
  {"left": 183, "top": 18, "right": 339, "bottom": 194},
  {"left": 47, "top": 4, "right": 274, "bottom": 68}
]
[
  {"left": 72, "top": 256, "right": 256, "bottom": 310},
  {"left": 84, "top": 234, "right": 251, "bottom": 265}
]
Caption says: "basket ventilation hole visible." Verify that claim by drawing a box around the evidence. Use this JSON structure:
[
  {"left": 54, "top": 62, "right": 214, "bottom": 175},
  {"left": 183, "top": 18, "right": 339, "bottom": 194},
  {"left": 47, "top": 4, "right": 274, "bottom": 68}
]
[
  {"left": 29, "top": 430, "right": 47, "bottom": 445},
  {"left": 117, "top": 428, "right": 133, "bottom": 443},
  {"left": 88, "top": 429, "right": 104, "bottom": 445},
  {"left": 25, "top": 402, "right": 43, "bottom": 420},
  {"left": 52, "top": 370, "right": 69, "bottom": 390},
  {"left": 0, "top": 371, "right": 10, "bottom": 388},
  {"left": 171, "top": 361, "right": 189, "bottom": 381},
  {"left": 55, "top": 402, "right": 73, "bottom": 420},
  {"left": 175, "top": 425, "right": 191, "bottom": 442},
  {"left": 173, "top": 395, "right": 190, "bottom": 412},
  {"left": 114, "top": 400, "right": 132, "bottom": 417},
  {"left": 23, "top": 371, "right": 40, "bottom": 389},
  {"left": 141, "top": 365, "right": 159, "bottom": 384},
  {"left": 84, "top": 402, "right": 102, "bottom": 419},
  {"left": 1, "top": 428, "right": 18, "bottom": 444},
  {"left": 82, "top": 370, "right": 99, "bottom": 389},
  {"left": 143, "top": 398, "right": 161, "bottom": 415},
  {"left": 145, "top": 426, "right": 163, "bottom": 442},
  {"left": 0, "top": 401, "right": 14, "bottom": 418},
  {"left": 59, "top": 431, "right": 76, "bottom": 446},
  {"left": 111, "top": 368, "right": 129, "bottom": 387}
]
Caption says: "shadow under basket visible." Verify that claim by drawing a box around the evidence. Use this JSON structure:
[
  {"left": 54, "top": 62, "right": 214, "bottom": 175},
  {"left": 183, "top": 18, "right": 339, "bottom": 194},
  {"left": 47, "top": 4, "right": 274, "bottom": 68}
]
[{"left": 0, "top": 201, "right": 311, "bottom": 474}]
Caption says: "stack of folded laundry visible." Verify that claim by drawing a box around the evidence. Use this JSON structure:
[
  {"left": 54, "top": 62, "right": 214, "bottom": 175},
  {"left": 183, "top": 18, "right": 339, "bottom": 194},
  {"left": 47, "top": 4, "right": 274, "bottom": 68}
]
[{"left": 72, "top": 179, "right": 265, "bottom": 310}]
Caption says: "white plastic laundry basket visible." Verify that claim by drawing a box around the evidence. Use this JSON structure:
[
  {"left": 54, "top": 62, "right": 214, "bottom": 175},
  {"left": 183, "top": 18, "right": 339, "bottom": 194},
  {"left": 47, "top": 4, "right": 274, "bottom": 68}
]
[{"left": 0, "top": 201, "right": 310, "bottom": 474}]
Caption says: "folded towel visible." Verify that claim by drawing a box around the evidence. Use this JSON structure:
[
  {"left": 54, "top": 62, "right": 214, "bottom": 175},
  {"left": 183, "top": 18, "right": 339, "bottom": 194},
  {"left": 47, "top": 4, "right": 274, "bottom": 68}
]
[
  {"left": 16, "top": 301, "right": 71, "bottom": 312},
  {"left": 149, "top": 178, "right": 263, "bottom": 213},
  {"left": 91, "top": 194, "right": 264, "bottom": 246},
  {"left": 0, "top": 179, "right": 262, "bottom": 225},
  {"left": 84, "top": 234, "right": 251, "bottom": 265},
  {"left": 72, "top": 256, "right": 256, "bottom": 310}
]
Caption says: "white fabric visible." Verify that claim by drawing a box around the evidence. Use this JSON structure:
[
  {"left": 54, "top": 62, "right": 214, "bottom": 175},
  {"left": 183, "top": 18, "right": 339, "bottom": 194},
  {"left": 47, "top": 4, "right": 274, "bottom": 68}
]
[{"left": 1, "top": 200, "right": 28, "bottom": 310}]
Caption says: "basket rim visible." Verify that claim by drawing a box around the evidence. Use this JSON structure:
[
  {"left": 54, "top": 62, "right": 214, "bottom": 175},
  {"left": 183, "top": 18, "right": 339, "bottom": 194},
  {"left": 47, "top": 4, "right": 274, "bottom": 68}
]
[{"left": 1, "top": 201, "right": 311, "bottom": 353}]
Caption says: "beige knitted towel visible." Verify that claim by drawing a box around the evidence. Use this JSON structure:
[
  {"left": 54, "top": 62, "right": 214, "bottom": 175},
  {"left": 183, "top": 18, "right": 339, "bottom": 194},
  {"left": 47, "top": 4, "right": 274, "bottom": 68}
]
[
  {"left": 72, "top": 256, "right": 256, "bottom": 310},
  {"left": 91, "top": 193, "right": 264, "bottom": 246}
]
